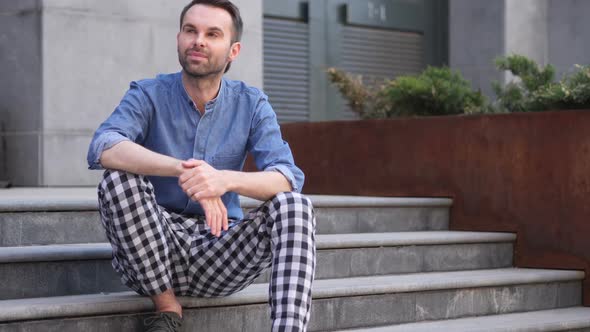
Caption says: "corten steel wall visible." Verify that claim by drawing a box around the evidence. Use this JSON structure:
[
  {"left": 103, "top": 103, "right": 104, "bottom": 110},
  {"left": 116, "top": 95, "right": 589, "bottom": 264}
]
[{"left": 266, "top": 111, "right": 590, "bottom": 306}]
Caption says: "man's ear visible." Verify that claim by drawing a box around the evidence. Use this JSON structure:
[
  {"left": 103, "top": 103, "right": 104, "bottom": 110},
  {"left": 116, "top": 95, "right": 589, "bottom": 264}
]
[{"left": 228, "top": 42, "right": 241, "bottom": 61}]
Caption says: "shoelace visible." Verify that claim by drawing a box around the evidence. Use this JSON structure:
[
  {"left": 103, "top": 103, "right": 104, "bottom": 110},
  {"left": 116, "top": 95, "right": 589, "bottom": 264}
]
[{"left": 144, "top": 313, "right": 182, "bottom": 331}]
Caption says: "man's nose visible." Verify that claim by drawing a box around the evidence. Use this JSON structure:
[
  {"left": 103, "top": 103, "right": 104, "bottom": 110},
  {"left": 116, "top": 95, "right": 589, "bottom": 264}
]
[{"left": 192, "top": 33, "right": 205, "bottom": 48}]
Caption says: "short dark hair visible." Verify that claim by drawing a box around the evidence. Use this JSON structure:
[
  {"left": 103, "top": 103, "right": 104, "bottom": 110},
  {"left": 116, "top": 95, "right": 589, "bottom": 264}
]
[{"left": 179, "top": 0, "right": 243, "bottom": 43}]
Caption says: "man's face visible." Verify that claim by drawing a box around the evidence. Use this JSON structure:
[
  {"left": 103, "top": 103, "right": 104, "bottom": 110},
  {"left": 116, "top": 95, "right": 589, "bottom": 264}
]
[{"left": 177, "top": 4, "right": 240, "bottom": 78}]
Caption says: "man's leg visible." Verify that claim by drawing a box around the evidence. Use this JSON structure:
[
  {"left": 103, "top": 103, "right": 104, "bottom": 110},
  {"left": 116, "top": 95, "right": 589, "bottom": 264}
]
[
  {"left": 97, "top": 170, "right": 186, "bottom": 317},
  {"left": 264, "top": 192, "right": 316, "bottom": 331},
  {"left": 186, "top": 192, "right": 316, "bottom": 331}
]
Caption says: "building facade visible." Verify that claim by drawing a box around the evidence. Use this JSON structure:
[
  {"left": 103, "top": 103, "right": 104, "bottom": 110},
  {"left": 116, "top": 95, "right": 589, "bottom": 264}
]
[{"left": 1, "top": 0, "right": 589, "bottom": 186}]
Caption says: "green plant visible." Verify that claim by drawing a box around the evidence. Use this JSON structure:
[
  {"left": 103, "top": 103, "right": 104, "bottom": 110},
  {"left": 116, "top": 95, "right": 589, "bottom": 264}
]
[
  {"left": 328, "top": 55, "right": 590, "bottom": 118},
  {"left": 378, "top": 66, "right": 488, "bottom": 117},
  {"left": 327, "top": 66, "right": 489, "bottom": 119},
  {"left": 326, "top": 68, "right": 376, "bottom": 117},
  {"left": 493, "top": 54, "right": 590, "bottom": 112},
  {"left": 492, "top": 54, "right": 555, "bottom": 112},
  {"left": 533, "top": 65, "right": 590, "bottom": 110}
]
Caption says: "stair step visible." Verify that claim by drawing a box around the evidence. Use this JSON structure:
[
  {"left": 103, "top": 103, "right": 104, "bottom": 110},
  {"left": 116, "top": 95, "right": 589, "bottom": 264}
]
[
  {"left": 0, "top": 231, "right": 515, "bottom": 299},
  {"left": 0, "top": 191, "right": 452, "bottom": 246},
  {"left": 0, "top": 269, "right": 583, "bottom": 331},
  {"left": 336, "top": 307, "right": 590, "bottom": 331},
  {"left": 0, "top": 188, "right": 452, "bottom": 212}
]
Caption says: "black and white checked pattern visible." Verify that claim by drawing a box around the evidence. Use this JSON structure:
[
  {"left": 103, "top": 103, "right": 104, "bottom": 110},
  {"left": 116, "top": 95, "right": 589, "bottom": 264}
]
[{"left": 98, "top": 170, "right": 316, "bottom": 331}]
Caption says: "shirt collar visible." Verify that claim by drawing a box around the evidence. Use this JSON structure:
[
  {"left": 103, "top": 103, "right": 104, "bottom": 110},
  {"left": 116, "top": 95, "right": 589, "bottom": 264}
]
[{"left": 177, "top": 72, "right": 226, "bottom": 109}]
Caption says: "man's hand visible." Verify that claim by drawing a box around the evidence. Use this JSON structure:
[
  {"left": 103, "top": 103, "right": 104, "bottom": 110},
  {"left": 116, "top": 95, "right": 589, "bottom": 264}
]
[
  {"left": 179, "top": 159, "right": 229, "bottom": 237},
  {"left": 198, "top": 196, "right": 228, "bottom": 237},
  {"left": 179, "top": 159, "right": 228, "bottom": 200}
]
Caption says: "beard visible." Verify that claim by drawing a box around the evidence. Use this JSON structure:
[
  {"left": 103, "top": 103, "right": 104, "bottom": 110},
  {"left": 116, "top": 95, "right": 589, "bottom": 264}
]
[{"left": 178, "top": 47, "right": 229, "bottom": 79}]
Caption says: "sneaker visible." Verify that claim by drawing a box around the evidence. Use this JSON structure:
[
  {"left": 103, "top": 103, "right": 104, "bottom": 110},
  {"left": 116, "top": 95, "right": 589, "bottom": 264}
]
[{"left": 143, "top": 312, "right": 183, "bottom": 332}]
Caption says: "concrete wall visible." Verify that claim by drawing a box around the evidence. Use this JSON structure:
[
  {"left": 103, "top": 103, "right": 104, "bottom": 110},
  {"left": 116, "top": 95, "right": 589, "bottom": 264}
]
[
  {"left": 0, "top": 0, "right": 262, "bottom": 186},
  {"left": 449, "top": 0, "right": 506, "bottom": 97},
  {"left": 450, "top": 0, "right": 588, "bottom": 97},
  {"left": 0, "top": 1, "right": 43, "bottom": 186},
  {"left": 548, "top": 0, "right": 590, "bottom": 78},
  {"left": 505, "top": 0, "right": 549, "bottom": 66}
]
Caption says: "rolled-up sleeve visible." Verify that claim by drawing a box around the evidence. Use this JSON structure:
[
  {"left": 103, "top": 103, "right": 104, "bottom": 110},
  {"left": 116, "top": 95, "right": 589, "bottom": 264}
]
[
  {"left": 247, "top": 96, "right": 304, "bottom": 192},
  {"left": 87, "top": 81, "right": 152, "bottom": 170}
]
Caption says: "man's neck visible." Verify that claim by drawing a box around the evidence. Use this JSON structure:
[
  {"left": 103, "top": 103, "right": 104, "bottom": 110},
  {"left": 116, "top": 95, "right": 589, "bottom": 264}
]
[{"left": 181, "top": 71, "right": 223, "bottom": 114}]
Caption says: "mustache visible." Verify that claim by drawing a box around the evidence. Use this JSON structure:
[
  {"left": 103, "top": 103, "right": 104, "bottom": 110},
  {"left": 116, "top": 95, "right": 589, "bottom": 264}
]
[{"left": 185, "top": 48, "right": 208, "bottom": 56}]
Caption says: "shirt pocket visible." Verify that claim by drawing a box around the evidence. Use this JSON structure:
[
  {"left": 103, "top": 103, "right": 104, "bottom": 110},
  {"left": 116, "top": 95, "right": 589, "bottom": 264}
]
[{"left": 210, "top": 153, "right": 244, "bottom": 171}]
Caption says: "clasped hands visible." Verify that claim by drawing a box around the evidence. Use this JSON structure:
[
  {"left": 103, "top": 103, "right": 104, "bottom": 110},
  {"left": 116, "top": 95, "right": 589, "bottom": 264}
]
[{"left": 178, "top": 159, "right": 229, "bottom": 237}]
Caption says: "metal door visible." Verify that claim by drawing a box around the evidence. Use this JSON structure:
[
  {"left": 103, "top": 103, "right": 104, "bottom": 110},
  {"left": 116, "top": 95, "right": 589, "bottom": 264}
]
[{"left": 263, "top": 0, "right": 448, "bottom": 122}]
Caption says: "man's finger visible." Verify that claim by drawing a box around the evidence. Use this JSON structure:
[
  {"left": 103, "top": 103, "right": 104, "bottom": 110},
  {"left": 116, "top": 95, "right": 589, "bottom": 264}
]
[
  {"left": 211, "top": 206, "right": 220, "bottom": 237},
  {"left": 220, "top": 200, "right": 228, "bottom": 231},
  {"left": 178, "top": 168, "right": 195, "bottom": 184},
  {"left": 182, "top": 177, "right": 199, "bottom": 193},
  {"left": 215, "top": 198, "right": 225, "bottom": 231},
  {"left": 217, "top": 200, "right": 225, "bottom": 236},
  {"left": 192, "top": 188, "right": 209, "bottom": 201},
  {"left": 204, "top": 199, "right": 218, "bottom": 236},
  {"left": 203, "top": 204, "right": 211, "bottom": 229},
  {"left": 182, "top": 159, "right": 203, "bottom": 168}
]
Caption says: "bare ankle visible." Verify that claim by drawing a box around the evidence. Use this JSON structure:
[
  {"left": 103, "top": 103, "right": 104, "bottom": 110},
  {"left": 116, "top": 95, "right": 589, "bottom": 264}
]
[{"left": 151, "top": 289, "right": 183, "bottom": 317}]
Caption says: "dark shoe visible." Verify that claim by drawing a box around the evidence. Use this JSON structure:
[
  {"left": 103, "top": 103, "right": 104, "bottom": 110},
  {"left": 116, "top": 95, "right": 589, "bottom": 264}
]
[{"left": 143, "top": 312, "right": 183, "bottom": 332}]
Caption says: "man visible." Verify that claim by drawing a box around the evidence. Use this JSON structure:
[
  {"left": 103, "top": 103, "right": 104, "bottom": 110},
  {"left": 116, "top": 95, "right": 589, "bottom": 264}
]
[{"left": 86, "top": 1, "right": 315, "bottom": 331}]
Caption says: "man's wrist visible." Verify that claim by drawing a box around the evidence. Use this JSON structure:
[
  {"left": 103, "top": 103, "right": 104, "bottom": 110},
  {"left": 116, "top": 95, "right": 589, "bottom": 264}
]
[
  {"left": 221, "top": 170, "right": 237, "bottom": 192},
  {"left": 173, "top": 160, "right": 185, "bottom": 177}
]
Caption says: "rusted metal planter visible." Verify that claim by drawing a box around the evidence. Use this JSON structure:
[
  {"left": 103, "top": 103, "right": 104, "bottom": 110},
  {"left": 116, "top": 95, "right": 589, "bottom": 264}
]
[{"left": 268, "top": 110, "right": 590, "bottom": 305}]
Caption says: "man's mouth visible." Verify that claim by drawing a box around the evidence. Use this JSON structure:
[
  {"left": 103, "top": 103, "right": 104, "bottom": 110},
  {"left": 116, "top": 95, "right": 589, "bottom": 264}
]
[{"left": 187, "top": 50, "right": 208, "bottom": 59}]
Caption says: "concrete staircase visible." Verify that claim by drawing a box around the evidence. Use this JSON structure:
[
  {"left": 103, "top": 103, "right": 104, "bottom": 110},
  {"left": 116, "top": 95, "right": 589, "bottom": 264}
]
[{"left": 0, "top": 188, "right": 588, "bottom": 331}]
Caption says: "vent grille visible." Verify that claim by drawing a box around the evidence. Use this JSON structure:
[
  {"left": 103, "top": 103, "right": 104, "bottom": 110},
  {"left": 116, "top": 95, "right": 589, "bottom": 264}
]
[
  {"left": 263, "top": 18, "right": 310, "bottom": 123},
  {"left": 339, "top": 25, "right": 424, "bottom": 119}
]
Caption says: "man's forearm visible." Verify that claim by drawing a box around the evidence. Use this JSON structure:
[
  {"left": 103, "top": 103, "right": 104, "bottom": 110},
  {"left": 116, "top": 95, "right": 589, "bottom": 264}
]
[
  {"left": 100, "top": 140, "right": 183, "bottom": 177},
  {"left": 223, "top": 170, "right": 293, "bottom": 201}
]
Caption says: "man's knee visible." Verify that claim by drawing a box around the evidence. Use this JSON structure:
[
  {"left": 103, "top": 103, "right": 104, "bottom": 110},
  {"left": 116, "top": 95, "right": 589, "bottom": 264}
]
[
  {"left": 270, "top": 192, "right": 315, "bottom": 229},
  {"left": 98, "top": 169, "right": 153, "bottom": 210},
  {"left": 271, "top": 191, "right": 313, "bottom": 211}
]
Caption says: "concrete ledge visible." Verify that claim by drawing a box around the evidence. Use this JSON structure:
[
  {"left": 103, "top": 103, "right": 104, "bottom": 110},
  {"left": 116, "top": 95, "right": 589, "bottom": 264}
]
[
  {"left": 0, "top": 187, "right": 452, "bottom": 212},
  {"left": 0, "top": 231, "right": 514, "bottom": 263},
  {"left": 318, "top": 231, "right": 515, "bottom": 249},
  {"left": 0, "top": 188, "right": 98, "bottom": 211},
  {"left": 0, "top": 243, "right": 111, "bottom": 263},
  {"left": 0, "top": 268, "right": 583, "bottom": 322},
  {"left": 339, "top": 307, "right": 590, "bottom": 332},
  {"left": 241, "top": 196, "right": 453, "bottom": 209}
]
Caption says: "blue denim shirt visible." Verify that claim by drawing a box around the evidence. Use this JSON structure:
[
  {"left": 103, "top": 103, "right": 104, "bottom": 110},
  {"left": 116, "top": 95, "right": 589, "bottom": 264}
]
[{"left": 87, "top": 72, "right": 304, "bottom": 219}]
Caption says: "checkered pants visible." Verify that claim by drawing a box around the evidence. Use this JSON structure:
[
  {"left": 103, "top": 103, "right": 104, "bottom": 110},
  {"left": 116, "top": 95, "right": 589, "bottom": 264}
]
[{"left": 97, "top": 170, "right": 316, "bottom": 331}]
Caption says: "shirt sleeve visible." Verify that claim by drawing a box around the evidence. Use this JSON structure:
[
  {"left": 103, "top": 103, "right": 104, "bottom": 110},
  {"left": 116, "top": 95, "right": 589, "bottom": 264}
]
[
  {"left": 87, "top": 81, "right": 152, "bottom": 170},
  {"left": 246, "top": 95, "right": 305, "bottom": 192}
]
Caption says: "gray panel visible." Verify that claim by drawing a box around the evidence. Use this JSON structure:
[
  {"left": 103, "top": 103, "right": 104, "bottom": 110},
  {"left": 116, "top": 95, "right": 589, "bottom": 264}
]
[
  {"left": 0, "top": 7, "right": 42, "bottom": 133},
  {"left": 345, "top": 0, "right": 426, "bottom": 31},
  {"left": 263, "top": 17, "right": 310, "bottom": 123},
  {"left": 339, "top": 25, "right": 425, "bottom": 119},
  {"left": 264, "top": 0, "right": 307, "bottom": 20}
]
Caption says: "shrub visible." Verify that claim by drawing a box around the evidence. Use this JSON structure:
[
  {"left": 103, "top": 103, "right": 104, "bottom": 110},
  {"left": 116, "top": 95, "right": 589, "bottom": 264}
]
[
  {"left": 493, "top": 54, "right": 590, "bottom": 112},
  {"left": 328, "top": 54, "right": 590, "bottom": 118},
  {"left": 327, "top": 66, "right": 488, "bottom": 119},
  {"left": 326, "top": 68, "right": 376, "bottom": 118},
  {"left": 377, "top": 67, "right": 488, "bottom": 117}
]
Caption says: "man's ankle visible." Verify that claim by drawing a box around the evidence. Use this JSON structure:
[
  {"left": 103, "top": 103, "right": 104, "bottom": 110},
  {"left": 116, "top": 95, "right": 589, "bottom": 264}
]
[{"left": 151, "top": 289, "right": 183, "bottom": 317}]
